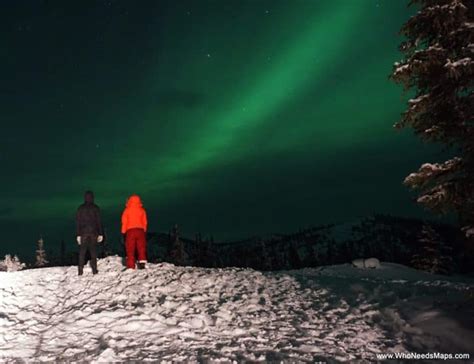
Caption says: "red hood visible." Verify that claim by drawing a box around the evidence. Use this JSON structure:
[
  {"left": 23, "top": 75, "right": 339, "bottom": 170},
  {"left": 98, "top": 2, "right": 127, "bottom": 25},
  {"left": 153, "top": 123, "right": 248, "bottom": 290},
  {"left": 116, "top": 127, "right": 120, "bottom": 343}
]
[{"left": 126, "top": 195, "right": 143, "bottom": 208}]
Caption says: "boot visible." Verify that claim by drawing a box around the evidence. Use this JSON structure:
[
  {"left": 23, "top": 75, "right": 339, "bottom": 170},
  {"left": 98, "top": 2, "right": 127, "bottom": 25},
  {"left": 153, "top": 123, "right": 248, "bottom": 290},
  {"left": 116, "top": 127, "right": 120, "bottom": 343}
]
[
  {"left": 137, "top": 262, "right": 146, "bottom": 270},
  {"left": 78, "top": 267, "right": 83, "bottom": 276}
]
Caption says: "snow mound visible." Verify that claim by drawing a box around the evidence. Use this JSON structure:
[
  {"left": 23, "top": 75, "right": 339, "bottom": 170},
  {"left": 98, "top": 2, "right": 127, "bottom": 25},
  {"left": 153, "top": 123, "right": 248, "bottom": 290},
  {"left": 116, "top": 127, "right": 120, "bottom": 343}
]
[{"left": 0, "top": 258, "right": 473, "bottom": 362}]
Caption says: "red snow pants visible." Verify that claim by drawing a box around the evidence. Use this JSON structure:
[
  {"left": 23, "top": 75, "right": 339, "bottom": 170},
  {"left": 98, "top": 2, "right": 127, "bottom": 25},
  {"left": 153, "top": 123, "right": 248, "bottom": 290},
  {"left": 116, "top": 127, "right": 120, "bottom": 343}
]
[{"left": 125, "top": 228, "right": 147, "bottom": 269}]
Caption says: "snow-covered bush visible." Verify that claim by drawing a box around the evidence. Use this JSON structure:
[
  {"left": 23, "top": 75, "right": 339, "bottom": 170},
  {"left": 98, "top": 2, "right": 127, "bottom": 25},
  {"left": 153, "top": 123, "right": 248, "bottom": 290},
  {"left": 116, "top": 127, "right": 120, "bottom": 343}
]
[
  {"left": 364, "top": 257, "right": 381, "bottom": 269},
  {"left": 0, "top": 255, "right": 26, "bottom": 272},
  {"left": 352, "top": 257, "right": 381, "bottom": 269}
]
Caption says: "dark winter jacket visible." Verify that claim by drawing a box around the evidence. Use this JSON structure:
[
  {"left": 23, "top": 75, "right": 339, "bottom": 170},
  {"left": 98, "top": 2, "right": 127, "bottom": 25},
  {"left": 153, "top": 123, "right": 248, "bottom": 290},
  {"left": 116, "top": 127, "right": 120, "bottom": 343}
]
[{"left": 76, "top": 191, "right": 103, "bottom": 237}]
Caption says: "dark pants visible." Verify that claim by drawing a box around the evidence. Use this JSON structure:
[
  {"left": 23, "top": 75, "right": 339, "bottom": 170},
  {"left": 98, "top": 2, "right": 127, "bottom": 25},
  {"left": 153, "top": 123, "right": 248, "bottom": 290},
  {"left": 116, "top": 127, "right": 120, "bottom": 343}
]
[{"left": 78, "top": 235, "right": 98, "bottom": 274}]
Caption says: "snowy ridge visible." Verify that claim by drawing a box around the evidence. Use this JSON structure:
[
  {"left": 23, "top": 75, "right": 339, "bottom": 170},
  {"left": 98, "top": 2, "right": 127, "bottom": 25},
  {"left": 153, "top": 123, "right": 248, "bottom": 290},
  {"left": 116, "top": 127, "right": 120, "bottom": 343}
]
[{"left": 1, "top": 257, "right": 473, "bottom": 362}]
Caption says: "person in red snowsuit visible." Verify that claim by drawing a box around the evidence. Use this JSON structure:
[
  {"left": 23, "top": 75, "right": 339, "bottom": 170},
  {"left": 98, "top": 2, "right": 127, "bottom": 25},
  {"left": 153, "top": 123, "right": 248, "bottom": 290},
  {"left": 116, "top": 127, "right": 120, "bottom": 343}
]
[{"left": 121, "top": 195, "right": 148, "bottom": 269}]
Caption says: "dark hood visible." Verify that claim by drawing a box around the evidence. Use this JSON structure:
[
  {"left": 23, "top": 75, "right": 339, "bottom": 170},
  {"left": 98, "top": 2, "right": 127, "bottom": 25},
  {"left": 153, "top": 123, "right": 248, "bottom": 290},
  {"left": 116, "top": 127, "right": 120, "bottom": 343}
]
[{"left": 84, "top": 191, "right": 95, "bottom": 204}]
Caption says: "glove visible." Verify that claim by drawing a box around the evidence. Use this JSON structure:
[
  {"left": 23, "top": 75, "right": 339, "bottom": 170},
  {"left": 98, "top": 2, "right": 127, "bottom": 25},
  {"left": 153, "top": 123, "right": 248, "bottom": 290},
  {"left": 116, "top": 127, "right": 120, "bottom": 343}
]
[
  {"left": 76, "top": 236, "right": 81, "bottom": 245},
  {"left": 97, "top": 235, "right": 104, "bottom": 243}
]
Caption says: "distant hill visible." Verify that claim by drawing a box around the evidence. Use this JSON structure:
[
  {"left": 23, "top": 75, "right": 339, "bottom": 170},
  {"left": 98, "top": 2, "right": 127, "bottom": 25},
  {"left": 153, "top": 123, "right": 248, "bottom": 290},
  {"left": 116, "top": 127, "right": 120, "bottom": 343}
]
[
  {"left": 23, "top": 214, "right": 472, "bottom": 273},
  {"left": 144, "top": 214, "right": 471, "bottom": 274}
]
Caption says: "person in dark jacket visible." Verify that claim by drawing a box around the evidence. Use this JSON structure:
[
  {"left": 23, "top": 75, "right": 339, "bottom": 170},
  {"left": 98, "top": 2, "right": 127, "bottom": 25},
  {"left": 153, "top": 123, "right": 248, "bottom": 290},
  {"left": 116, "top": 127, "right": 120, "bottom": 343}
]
[{"left": 76, "top": 190, "right": 103, "bottom": 275}]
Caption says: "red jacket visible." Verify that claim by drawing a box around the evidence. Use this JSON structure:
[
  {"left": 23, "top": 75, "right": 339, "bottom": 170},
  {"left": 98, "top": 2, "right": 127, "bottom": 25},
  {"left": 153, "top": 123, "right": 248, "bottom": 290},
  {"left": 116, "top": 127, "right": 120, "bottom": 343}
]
[{"left": 121, "top": 195, "right": 148, "bottom": 234}]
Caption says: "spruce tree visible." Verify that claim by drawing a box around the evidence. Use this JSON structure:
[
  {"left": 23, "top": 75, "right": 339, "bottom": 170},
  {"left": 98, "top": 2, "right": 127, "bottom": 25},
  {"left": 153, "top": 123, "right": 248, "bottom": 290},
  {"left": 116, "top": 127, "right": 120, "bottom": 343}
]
[
  {"left": 60, "top": 239, "right": 65, "bottom": 266},
  {"left": 35, "top": 236, "right": 48, "bottom": 267},
  {"left": 169, "top": 224, "right": 187, "bottom": 266},
  {"left": 391, "top": 0, "right": 474, "bottom": 237},
  {"left": 259, "top": 239, "right": 272, "bottom": 270},
  {"left": 411, "top": 224, "right": 453, "bottom": 274}
]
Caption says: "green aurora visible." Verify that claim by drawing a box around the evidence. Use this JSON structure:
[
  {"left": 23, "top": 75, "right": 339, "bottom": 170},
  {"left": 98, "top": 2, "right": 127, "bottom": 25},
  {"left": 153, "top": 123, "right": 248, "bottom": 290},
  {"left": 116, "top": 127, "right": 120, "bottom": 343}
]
[{"left": 0, "top": 0, "right": 443, "bottom": 257}]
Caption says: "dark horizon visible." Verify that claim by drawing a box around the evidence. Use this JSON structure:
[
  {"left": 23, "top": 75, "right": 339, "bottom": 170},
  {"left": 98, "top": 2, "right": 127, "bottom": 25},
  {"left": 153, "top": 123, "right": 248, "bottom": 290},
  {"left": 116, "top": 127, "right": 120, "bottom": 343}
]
[
  {"left": 19, "top": 211, "right": 458, "bottom": 264},
  {"left": 0, "top": 0, "right": 451, "bottom": 259}
]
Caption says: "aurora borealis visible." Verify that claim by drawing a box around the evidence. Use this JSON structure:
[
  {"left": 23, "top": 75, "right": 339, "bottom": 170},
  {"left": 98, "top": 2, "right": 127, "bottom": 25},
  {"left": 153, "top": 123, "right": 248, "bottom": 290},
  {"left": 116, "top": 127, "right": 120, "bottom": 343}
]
[{"left": 1, "top": 0, "right": 442, "bottom": 257}]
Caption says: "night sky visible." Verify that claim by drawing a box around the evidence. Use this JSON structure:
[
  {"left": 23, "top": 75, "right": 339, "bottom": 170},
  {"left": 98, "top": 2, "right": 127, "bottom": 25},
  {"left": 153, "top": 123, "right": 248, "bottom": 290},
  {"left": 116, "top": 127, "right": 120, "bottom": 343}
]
[{"left": 1, "top": 0, "right": 444, "bottom": 258}]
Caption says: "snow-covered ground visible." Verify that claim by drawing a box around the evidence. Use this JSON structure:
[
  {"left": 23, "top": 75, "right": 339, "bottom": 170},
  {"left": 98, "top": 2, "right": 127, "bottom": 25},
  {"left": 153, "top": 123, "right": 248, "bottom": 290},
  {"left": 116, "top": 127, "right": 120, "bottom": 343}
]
[{"left": 0, "top": 257, "right": 473, "bottom": 363}]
